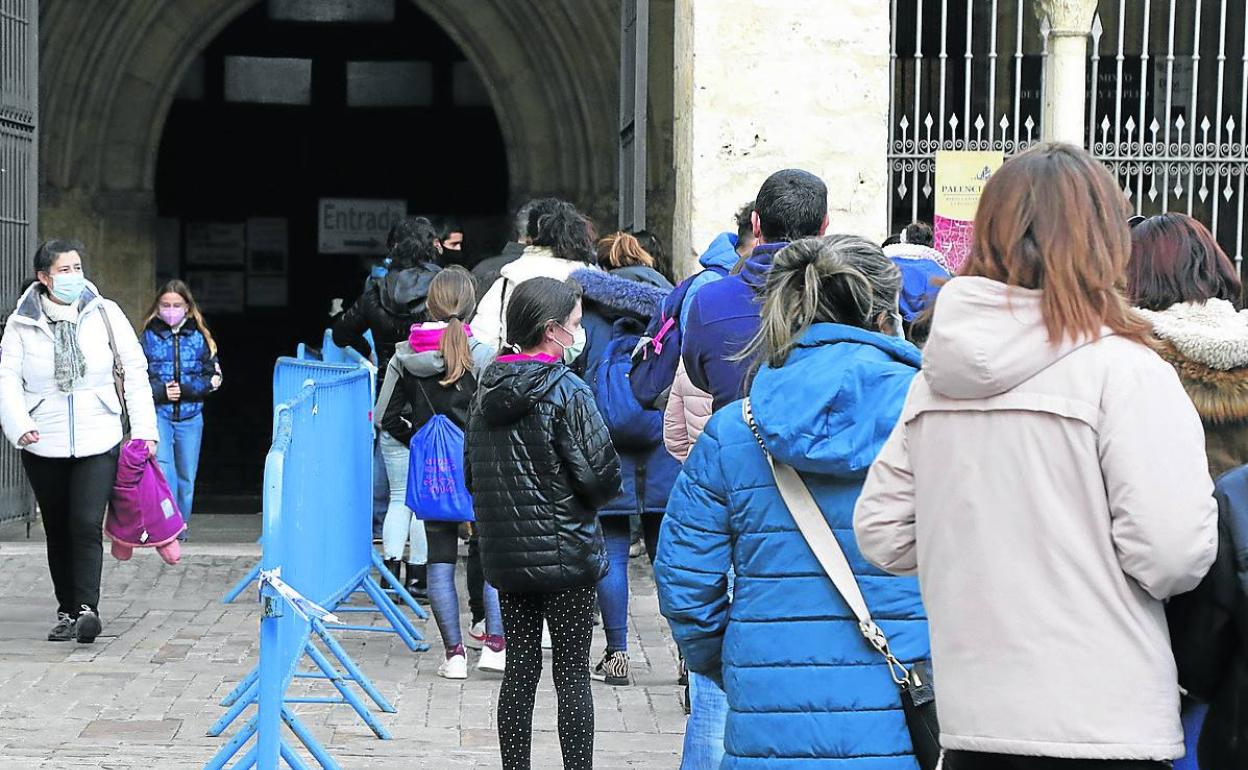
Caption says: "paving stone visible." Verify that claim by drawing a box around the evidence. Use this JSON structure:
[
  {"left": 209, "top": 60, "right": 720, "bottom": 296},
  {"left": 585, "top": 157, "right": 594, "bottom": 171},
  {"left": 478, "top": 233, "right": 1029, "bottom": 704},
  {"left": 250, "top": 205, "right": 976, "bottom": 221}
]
[{"left": 0, "top": 540, "right": 687, "bottom": 768}]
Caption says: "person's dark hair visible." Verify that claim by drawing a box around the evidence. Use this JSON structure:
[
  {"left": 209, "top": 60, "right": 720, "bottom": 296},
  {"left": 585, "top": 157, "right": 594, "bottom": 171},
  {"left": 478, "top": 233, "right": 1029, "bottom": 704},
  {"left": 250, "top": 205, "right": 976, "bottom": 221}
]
[
  {"left": 504, "top": 276, "right": 584, "bottom": 352},
  {"left": 629, "top": 228, "right": 673, "bottom": 282},
  {"left": 736, "top": 235, "right": 901, "bottom": 369},
  {"left": 1128, "top": 213, "right": 1243, "bottom": 311},
  {"left": 513, "top": 200, "right": 538, "bottom": 241},
  {"left": 754, "top": 169, "right": 828, "bottom": 242},
  {"left": 525, "top": 198, "right": 564, "bottom": 240},
  {"left": 881, "top": 234, "right": 902, "bottom": 248},
  {"left": 432, "top": 216, "right": 463, "bottom": 242},
  {"left": 34, "top": 239, "right": 86, "bottom": 275},
  {"left": 531, "top": 201, "right": 595, "bottom": 264},
  {"left": 736, "top": 202, "right": 755, "bottom": 242},
  {"left": 901, "top": 221, "right": 935, "bottom": 247},
  {"left": 386, "top": 217, "right": 425, "bottom": 252},
  {"left": 389, "top": 217, "right": 441, "bottom": 269}
]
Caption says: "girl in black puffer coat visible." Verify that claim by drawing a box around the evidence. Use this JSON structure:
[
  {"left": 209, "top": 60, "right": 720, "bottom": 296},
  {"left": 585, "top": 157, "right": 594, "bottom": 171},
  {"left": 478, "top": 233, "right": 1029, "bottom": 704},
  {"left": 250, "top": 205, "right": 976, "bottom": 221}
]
[{"left": 465, "top": 276, "right": 621, "bottom": 770}]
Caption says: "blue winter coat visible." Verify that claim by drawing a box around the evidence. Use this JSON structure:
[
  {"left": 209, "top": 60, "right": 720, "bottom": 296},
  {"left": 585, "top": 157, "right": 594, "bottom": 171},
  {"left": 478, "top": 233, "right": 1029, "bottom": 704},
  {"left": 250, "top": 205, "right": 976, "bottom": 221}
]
[
  {"left": 656, "top": 323, "right": 930, "bottom": 770},
  {"left": 681, "top": 242, "right": 787, "bottom": 412},
  {"left": 573, "top": 268, "right": 680, "bottom": 517},
  {"left": 142, "top": 319, "right": 219, "bottom": 422},
  {"left": 678, "top": 232, "right": 742, "bottom": 331}
]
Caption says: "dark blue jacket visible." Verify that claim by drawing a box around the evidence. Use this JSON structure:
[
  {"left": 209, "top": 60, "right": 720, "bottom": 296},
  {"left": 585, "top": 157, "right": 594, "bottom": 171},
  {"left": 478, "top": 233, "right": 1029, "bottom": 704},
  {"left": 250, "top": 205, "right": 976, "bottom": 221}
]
[
  {"left": 681, "top": 242, "right": 787, "bottom": 412},
  {"left": 142, "top": 319, "right": 219, "bottom": 422},
  {"left": 657, "top": 324, "right": 929, "bottom": 769},
  {"left": 573, "top": 268, "right": 680, "bottom": 517}
]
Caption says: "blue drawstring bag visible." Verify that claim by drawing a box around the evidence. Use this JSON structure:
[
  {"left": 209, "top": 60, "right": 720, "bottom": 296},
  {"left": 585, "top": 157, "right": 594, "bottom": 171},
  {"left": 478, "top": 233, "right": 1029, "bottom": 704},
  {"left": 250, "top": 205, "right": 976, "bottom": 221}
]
[{"left": 406, "top": 413, "right": 474, "bottom": 522}]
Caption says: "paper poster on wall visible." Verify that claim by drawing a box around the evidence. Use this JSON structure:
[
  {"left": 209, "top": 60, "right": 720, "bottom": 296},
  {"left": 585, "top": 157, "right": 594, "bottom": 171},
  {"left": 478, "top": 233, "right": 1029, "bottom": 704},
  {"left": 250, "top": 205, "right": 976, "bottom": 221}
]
[
  {"left": 934, "top": 150, "right": 1003, "bottom": 272},
  {"left": 247, "top": 218, "right": 289, "bottom": 275},
  {"left": 186, "top": 223, "right": 246, "bottom": 266},
  {"left": 187, "top": 271, "right": 245, "bottom": 314},
  {"left": 318, "top": 198, "right": 407, "bottom": 254},
  {"left": 248, "top": 276, "right": 288, "bottom": 308}
]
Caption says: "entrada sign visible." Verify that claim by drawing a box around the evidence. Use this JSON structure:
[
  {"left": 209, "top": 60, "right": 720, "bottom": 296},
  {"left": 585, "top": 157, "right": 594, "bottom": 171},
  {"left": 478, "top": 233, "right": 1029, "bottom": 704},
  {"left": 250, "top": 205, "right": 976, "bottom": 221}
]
[{"left": 318, "top": 198, "right": 407, "bottom": 255}]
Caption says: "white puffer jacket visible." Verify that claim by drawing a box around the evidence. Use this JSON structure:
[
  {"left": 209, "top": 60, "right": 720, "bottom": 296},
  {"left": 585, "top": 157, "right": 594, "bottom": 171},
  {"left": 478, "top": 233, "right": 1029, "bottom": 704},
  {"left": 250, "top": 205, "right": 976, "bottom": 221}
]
[
  {"left": 472, "top": 246, "right": 598, "bottom": 351},
  {"left": 0, "top": 283, "right": 158, "bottom": 458}
]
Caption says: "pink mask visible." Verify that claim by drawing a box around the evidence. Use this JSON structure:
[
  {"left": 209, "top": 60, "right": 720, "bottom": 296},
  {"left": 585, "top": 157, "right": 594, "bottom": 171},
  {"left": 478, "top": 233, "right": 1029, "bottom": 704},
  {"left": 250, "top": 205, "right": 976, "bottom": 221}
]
[{"left": 160, "top": 307, "right": 187, "bottom": 328}]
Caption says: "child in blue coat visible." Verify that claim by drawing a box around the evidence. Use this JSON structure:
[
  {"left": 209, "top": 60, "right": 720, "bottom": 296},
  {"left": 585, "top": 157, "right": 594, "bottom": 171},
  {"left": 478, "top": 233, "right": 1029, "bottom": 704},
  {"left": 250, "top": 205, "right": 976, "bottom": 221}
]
[
  {"left": 656, "top": 236, "right": 930, "bottom": 770},
  {"left": 141, "top": 280, "right": 220, "bottom": 538}
]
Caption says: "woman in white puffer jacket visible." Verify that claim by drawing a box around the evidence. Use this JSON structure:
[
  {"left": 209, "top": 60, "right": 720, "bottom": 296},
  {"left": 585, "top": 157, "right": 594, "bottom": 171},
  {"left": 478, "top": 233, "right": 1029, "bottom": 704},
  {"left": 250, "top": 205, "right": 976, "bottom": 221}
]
[{"left": 0, "top": 240, "right": 158, "bottom": 644}]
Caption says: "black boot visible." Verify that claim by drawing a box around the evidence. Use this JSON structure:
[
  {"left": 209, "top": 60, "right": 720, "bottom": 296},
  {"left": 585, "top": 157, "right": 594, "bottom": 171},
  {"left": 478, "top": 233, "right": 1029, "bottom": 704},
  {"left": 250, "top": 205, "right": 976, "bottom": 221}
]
[
  {"left": 405, "top": 562, "right": 429, "bottom": 603},
  {"left": 382, "top": 558, "right": 404, "bottom": 587}
]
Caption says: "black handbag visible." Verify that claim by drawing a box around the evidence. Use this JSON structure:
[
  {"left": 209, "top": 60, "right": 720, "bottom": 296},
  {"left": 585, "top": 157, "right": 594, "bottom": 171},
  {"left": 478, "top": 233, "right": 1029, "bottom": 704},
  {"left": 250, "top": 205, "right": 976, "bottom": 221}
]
[{"left": 744, "top": 398, "right": 942, "bottom": 769}]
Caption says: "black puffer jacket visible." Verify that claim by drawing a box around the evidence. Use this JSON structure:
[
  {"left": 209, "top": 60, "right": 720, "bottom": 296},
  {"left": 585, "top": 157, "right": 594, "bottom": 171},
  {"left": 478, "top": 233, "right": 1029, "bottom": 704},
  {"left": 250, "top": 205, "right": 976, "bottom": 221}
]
[
  {"left": 332, "top": 263, "right": 441, "bottom": 372},
  {"left": 1169, "top": 464, "right": 1248, "bottom": 769},
  {"left": 465, "top": 358, "right": 621, "bottom": 593}
]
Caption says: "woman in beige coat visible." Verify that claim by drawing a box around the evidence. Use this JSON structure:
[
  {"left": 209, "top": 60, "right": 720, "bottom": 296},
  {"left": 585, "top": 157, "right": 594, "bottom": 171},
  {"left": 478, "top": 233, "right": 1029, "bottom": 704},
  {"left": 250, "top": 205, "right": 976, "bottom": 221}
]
[{"left": 853, "top": 144, "right": 1218, "bottom": 770}]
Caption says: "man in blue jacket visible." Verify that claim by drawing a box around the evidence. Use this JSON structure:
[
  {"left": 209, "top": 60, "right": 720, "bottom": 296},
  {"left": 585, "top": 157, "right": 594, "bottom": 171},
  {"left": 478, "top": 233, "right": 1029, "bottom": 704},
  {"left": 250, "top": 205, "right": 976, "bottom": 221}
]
[{"left": 681, "top": 169, "right": 828, "bottom": 412}]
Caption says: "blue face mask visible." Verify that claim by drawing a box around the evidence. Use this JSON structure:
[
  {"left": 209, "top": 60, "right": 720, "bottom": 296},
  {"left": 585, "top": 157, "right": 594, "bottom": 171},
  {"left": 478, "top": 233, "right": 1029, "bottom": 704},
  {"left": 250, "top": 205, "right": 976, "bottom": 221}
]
[{"left": 50, "top": 273, "right": 86, "bottom": 304}]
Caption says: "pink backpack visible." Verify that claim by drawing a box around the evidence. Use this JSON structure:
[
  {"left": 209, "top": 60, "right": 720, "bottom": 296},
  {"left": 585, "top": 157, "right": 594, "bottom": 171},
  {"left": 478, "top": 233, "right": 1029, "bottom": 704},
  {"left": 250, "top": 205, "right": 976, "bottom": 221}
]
[{"left": 104, "top": 439, "right": 186, "bottom": 565}]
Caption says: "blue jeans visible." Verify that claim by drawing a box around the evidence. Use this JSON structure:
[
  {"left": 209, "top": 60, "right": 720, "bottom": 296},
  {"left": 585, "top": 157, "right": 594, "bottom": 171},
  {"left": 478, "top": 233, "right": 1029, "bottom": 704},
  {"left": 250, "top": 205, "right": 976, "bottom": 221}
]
[
  {"left": 596, "top": 515, "right": 632, "bottom": 652},
  {"left": 156, "top": 412, "right": 204, "bottom": 527},
  {"left": 1175, "top": 700, "right": 1208, "bottom": 770},
  {"left": 372, "top": 438, "right": 387, "bottom": 538},
  {"left": 682, "top": 672, "right": 727, "bottom": 770},
  {"left": 379, "top": 431, "right": 427, "bottom": 563}
]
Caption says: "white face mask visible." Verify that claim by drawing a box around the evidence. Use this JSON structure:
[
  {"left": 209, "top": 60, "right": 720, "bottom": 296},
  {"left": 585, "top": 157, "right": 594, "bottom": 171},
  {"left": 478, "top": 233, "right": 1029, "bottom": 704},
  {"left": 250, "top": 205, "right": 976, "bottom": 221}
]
[{"left": 553, "top": 322, "right": 587, "bottom": 364}]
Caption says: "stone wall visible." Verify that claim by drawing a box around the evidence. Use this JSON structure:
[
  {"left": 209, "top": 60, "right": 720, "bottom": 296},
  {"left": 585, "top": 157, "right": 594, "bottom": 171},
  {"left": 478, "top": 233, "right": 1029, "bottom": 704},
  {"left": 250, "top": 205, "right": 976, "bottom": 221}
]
[{"left": 672, "top": 0, "right": 891, "bottom": 275}]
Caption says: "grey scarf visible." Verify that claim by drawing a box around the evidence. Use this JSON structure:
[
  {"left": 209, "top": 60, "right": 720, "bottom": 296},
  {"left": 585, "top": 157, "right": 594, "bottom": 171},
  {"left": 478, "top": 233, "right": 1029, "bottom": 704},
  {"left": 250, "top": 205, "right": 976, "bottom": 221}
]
[{"left": 41, "top": 294, "right": 86, "bottom": 392}]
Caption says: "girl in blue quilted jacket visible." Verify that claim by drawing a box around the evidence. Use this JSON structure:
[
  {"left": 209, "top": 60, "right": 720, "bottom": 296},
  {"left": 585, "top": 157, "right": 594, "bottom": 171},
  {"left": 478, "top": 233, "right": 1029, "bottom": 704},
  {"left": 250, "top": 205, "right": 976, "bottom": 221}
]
[
  {"left": 655, "top": 235, "right": 931, "bottom": 770},
  {"left": 140, "top": 280, "right": 221, "bottom": 538}
]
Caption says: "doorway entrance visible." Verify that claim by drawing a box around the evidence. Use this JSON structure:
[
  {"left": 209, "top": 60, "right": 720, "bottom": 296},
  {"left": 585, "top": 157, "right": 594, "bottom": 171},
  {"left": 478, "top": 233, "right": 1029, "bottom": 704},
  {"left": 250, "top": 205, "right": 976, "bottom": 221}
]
[{"left": 153, "top": 1, "right": 509, "bottom": 509}]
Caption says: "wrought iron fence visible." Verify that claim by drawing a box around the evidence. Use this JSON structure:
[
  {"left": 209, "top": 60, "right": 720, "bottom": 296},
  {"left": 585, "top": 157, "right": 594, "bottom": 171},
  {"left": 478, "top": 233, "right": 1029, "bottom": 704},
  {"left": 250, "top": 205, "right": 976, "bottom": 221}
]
[
  {"left": 888, "top": 0, "right": 1248, "bottom": 268},
  {"left": 0, "top": 0, "right": 37, "bottom": 529}
]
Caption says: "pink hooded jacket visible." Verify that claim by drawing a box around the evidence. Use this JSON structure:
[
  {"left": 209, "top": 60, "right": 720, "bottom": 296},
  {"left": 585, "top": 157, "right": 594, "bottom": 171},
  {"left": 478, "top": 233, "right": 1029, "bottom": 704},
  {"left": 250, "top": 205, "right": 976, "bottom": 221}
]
[
  {"left": 854, "top": 276, "right": 1217, "bottom": 761},
  {"left": 663, "top": 359, "right": 713, "bottom": 463}
]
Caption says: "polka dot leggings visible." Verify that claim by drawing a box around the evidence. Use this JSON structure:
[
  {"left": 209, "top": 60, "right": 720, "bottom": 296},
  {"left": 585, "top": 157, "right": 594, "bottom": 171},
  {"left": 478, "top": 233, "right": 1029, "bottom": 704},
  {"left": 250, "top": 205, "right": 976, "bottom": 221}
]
[{"left": 498, "top": 585, "right": 596, "bottom": 770}]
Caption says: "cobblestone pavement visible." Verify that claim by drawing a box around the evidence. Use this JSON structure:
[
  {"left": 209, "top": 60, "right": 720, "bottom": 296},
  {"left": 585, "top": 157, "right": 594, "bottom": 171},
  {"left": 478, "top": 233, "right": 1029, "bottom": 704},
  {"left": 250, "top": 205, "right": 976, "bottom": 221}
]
[{"left": 0, "top": 530, "right": 686, "bottom": 769}]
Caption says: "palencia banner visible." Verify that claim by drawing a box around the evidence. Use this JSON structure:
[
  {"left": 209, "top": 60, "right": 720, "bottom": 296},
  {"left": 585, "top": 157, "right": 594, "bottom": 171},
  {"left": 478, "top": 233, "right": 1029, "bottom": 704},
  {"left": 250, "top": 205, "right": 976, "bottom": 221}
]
[{"left": 934, "top": 151, "right": 1003, "bottom": 272}]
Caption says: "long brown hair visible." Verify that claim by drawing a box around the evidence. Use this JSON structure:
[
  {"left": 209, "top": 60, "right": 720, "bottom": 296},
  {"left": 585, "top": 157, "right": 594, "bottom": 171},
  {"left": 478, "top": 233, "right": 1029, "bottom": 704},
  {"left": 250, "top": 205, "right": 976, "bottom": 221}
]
[
  {"left": 426, "top": 266, "right": 478, "bottom": 385},
  {"left": 143, "top": 280, "right": 219, "bottom": 356},
  {"left": 960, "top": 142, "right": 1149, "bottom": 345},
  {"left": 596, "top": 232, "right": 655, "bottom": 270},
  {"left": 1127, "top": 213, "right": 1243, "bottom": 311}
]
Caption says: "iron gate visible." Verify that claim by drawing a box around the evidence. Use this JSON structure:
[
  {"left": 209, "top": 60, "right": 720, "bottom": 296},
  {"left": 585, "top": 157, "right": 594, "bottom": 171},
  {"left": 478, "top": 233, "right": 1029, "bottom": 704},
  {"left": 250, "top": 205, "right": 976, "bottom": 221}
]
[
  {"left": 888, "top": 0, "right": 1248, "bottom": 268},
  {"left": 0, "top": 0, "right": 37, "bottom": 529}
]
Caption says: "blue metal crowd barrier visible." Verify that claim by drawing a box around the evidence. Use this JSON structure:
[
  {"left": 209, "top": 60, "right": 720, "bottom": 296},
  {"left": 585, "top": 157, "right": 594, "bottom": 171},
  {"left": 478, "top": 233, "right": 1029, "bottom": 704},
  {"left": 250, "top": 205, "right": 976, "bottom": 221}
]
[{"left": 207, "top": 352, "right": 426, "bottom": 770}]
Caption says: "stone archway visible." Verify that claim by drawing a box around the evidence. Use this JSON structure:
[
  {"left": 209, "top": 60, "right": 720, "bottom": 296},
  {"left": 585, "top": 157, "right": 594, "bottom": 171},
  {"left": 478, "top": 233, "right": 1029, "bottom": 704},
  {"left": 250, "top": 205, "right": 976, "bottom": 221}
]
[{"left": 36, "top": 0, "right": 659, "bottom": 317}]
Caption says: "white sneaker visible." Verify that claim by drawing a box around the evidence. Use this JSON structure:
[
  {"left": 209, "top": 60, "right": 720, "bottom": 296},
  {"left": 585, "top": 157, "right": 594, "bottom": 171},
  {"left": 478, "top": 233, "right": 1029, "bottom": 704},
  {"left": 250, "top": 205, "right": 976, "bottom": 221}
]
[
  {"left": 478, "top": 645, "right": 506, "bottom": 674},
  {"left": 541, "top": 622, "right": 552, "bottom": 650},
  {"left": 438, "top": 653, "right": 468, "bottom": 680},
  {"left": 465, "top": 621, "right": 486, "bottom": 650}
]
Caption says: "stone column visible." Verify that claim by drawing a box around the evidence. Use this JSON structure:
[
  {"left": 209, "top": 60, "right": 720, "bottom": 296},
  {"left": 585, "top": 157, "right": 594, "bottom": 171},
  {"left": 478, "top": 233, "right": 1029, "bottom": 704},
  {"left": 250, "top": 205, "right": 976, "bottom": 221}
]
[
  {"left": 671, "top": 0, "right": 891, "bottom": 276},
  {"left": 1040, "top": 0, "right": 1098, "bottom": 145}
]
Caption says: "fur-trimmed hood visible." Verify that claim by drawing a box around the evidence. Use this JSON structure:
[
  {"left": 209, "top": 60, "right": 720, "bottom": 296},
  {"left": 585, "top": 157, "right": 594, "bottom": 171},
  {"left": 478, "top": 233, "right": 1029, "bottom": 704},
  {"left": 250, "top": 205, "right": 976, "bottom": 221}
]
[
  {"left": 571, "top": 268, "right": 669, "bottom": 323},
  {"left": 883, "top": 242, "right": 951, "bottom": 272},
  {"left": 1140, "top": 299, "right": 1248, "bottom": 424}
]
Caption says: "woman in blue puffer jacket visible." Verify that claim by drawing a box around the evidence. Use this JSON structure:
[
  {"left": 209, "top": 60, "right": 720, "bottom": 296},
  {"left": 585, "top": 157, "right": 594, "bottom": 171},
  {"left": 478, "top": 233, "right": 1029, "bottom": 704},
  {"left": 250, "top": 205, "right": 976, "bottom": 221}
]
[
  {"left": 656, "top": 235, "right": 930, "bottom": 770},
  {"left": 141, "top": 280, "right": 221, "bottom": 537}
]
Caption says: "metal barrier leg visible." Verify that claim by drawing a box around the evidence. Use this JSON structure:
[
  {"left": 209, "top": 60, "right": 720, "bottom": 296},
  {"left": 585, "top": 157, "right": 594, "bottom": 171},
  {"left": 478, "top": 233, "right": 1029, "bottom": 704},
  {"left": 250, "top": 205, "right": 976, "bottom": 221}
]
[
  {"left": 224, "top": 561, "right": 262, "bottom": 604},
  {"left": 371, "top": 550, "right": 428, "bottom": 619},
  {"left": 228, "top": 744, "right": 258, "bottom": 770},
  {"left": 359, "top": 578, "right": 422, "bottom": 651},
  {"left": 203, "top": 714, "right": 258, "bottom": 770},
  {"left": 304, "top": 637, "right": 393, "bottom": 737},
  {"left": 221, "top": 667, "right": 260, "bottom": 707},
  {"left": 256, "top": 598, "right": 285, "bottom": 770},
  {"left": 311, "top": 619, "right": 397, "bottom": 718},
  {"left": 282, "top": 707, "right": 344, "bottom": 770},
  {"left": 278, "top": 741, "right": 312, "bottom": 770},
  {"left": 210, "top": 678, "right": 258, "bottom": 737}
]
